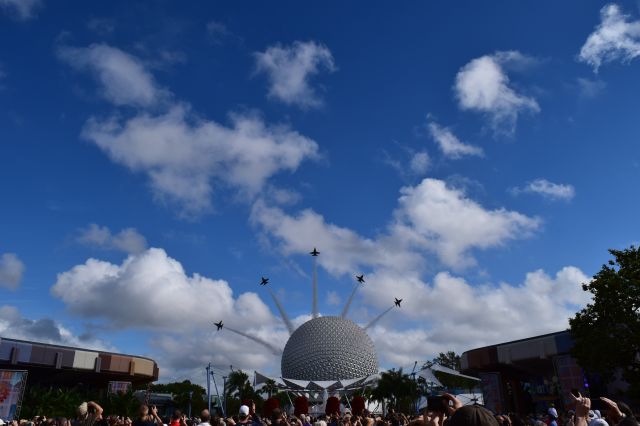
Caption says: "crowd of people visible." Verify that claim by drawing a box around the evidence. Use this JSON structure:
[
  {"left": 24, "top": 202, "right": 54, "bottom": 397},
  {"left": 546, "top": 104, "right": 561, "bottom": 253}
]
[{"left": 1, "top": 392, "right": 637, "bottom": 426}]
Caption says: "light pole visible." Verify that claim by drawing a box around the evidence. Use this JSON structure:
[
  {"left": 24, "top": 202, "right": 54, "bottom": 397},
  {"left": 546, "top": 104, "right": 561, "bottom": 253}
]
[
  {"left": 206, "top": 363, "right": 212, "bottom": 413},
  {"left": 222, "top": 376, "right": 228, "bottom": 418}
]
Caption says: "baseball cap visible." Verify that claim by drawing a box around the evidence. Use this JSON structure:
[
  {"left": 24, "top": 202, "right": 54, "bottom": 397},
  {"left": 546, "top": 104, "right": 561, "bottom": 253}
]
[
  {"left": 239, "top": 405, "right": 250, "bottom": 417},
  {"left": 548, "top": 408, "right": 558, "bottom": 419}
]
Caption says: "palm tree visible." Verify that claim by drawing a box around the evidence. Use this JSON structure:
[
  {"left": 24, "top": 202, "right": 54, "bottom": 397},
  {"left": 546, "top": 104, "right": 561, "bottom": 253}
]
[
  {"left": 371, "top": 368, "right": 419, "bottom": 414},
  {"left": 226, "top": 370, "right": 251, "bottom": 400},
  {"left": 260, "top": 380, "right": 279, "bottom": 398}
]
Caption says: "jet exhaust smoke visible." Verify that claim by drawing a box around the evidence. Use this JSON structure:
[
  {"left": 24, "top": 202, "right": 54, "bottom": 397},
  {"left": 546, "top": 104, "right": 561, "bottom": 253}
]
[
  {"left": 312, "top": 257, "right": 319, "bottom": 319},
  {"left": 340, "top": 284, "right": 359, "bottom": 318},
  {"left": 268, "top": 288, "right": 295, "bottom": 335},
  {"left": 364, "top": 306, "right": 394, "bottom": 330},
  {"left": 224, "top": 326, "right": 283, "bottom": 355}
]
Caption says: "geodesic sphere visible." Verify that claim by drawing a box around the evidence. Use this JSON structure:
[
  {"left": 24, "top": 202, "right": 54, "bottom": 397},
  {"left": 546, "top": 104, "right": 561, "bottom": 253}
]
[{"left": 281, "top": 316, "right": 379, "bottom": 381}]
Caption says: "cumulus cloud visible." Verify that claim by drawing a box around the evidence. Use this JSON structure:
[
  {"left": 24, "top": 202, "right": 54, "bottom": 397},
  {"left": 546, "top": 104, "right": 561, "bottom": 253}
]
[
  {"left": 57, "top": 44, "right": 168, "bottom": 107},
  {"left": 454, "top": 51, "right": 539, "bottom": 135},
  {"left": 52, "top": 248, "right": 277, "bottom": 331},
  {"left": 579, "top": 4, "right": 640, "bottom": 71},
  {"left": 0, "top": 0, "right": 41, "bottom": 20},
  {"left": 394, "top": 179, "right": 540, "bottom": 267},
  {"left": 252, "top": 177, "right": 539, "bottom": 272},
  {"left": 255, "top": 41, "right": 336, "bottom": 108},
  {"left": 427, "top": 121, "right": 484, "bottom": 159},
  {"left": 51, "top": 248, "right": 289, "bottom": 377},
  {"left": 58, "top": 44, "right": 319, "bottom": 217},
  {"left": 77, "top": 224, "right": 147, "bottom": 254},
  {"left": 82, "top": 105, "right": 319, "bottom": 216},
  {"left": 363, "top": 266, "right": 590, "bottom": 365},
  {"left": 0, "top": 253, "right": 24, "bottom": 290},
  {"left": 0, "top": 305, "right": 111, "bottom": 350},
  {"left": 511, "top": 178, "right": 576, "bottom": 201}
]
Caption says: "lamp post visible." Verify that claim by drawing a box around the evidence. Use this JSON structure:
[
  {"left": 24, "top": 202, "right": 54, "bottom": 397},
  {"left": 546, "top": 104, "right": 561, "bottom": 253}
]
[{"left": 206, "top": 363, "right": 212, "bottom": 413}]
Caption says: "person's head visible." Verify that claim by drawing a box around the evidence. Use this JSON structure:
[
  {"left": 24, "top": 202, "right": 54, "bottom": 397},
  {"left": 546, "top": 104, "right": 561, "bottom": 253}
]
[
  {"left": 201, "top": 411, "right": 211, "bottom": 423},
  {"left": 448, "top": 406, "right": 499, "bottom": 426},
  {"left": 238, "top": 406, "right": 250, "bottom": 422},
  {"left": 76, "top": 402, "right": 89, "bottom": 419},
  {"left": 139, "top": 405, "right": 150, "bottom": 418},
  {"left": 173, "top": 411, "right": 183, "bottom": 421},
  {"left": 313, "top": 422, "right": 327, "bottom": 426},
  {"left": 271, "top": 409, "right": 283, "bottom": 424}
]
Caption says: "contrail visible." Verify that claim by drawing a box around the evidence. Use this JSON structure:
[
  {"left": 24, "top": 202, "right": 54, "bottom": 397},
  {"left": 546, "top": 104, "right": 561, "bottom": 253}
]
[
  {"left": 364, "top": 306, "right": 394, "bottom": 330},
  {"left": 341, "top": 284, "right": 360, "bottom": 318},
  {"left": 224, "top": 326, "right": 283, "bottom": 355},
  {"left": 312, "top": 257, "right": 319, "bottom": 319},
  {"left": 268, "top": 288, "right": 295, "bottom": 335}
]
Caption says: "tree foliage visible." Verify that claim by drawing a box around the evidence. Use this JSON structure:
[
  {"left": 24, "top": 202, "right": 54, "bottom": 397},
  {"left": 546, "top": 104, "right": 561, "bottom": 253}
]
[
  {"left": 370, "top": 368, "right": 419, "bottom": 413},
  {"left": 150, "top": 380, "right": 206, "bottom": 414},
  {"left": 569, "top": 246, "right": 640, "bottom": 396}
]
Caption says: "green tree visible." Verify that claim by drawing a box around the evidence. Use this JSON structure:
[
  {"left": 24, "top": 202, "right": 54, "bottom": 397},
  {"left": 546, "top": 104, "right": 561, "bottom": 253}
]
[
  {"left": 422, "top": 352, "right": 476, "bottom": 390},
  {"left": 370, "top": 368, "right": 419, "bottom": 414},
  {"left": 569, "top": 246, "right": 640, "bottom": 396},
  {"left": 423, "top": 352, "right": 461, "bottom": 371},
  {"left": 259, "top": 380, "right": 279, "bottom": 398},
  {"left": 150, "top": 380, "right": 207, "bottom": 414}
]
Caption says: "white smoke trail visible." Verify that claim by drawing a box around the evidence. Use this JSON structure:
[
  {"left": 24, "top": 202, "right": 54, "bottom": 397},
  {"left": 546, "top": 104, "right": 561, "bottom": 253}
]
[
  {"left": 312, "top": 257, "right": 319, "bottom": 319},
  {"left": 268, "top": 288, "right": 295, "bottom": 335},
  {"left": 364, "top": 306, "right": 394, "bottom": 330},
  {"left": 224, "top": 326, "right": 283, "bottom": 355},
  {"left": 340, "top": 284, "right": 360, "bottom": 318}
]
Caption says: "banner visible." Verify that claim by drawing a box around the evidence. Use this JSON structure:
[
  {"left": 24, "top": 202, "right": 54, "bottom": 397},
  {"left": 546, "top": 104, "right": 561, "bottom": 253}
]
[
  {"left": 108, "top": 381, "right": 132, "bottom": 395},
  {"left": 0, "top": 370, "right": 28, "bottom": 421}
]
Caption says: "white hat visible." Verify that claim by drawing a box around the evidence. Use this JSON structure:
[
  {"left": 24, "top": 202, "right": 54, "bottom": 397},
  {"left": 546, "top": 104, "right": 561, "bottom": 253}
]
[
  {"left": 239, "top": 405, "right": 250, "bottom": 417},
  {"left": 0, "top": 419, "right": 6, "bottom": 425},
  {"left": 548, "top": 408, "right": 558, "bottom": 419}
]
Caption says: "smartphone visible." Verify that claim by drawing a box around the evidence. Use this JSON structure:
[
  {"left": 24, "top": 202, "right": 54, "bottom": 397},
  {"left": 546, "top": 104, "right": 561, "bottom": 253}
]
[{"left": 427, "top": 396, "right": 446, "bottom": 412}]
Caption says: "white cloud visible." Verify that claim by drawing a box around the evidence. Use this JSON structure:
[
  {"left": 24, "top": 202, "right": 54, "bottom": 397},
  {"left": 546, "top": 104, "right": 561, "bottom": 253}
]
[
  {"left": 255, "top": 41, "right": 336, "bottom": 108},
  {"left": 427, "top": 121, "right": 484, "bottom": 159},
  {"left": 511, "top": 178, "right": 576, "bottom": 201},
  {"left": 409, "top": 151, "right": 431, "bottom": 175},
  {"left": 579, "top": 4, "right": 640, "bottom": 72},
  {"left": 58, "top": 45, "right": 319, "bottom": 217},
  {"left": 0, "top": 305, "right": 112, "bottom": 350},
  {"left": 57, "top": 44, "right": 167, "bottom": 107},
  {"left": 0, "top": 253, "right": 24, "bottom": 290},
  {"left": 252, "top": 177, "right": 539, "bottom": 271},
  {"left": 454, "top": 51, "right": 539, "bottom": 135},
  {"left": 0, "top": 0, "right": 41, "bottom": 20},
  {"left": 82, "top": 105, "right": 319, "bottom": 216},
  {"left": 50, "top": 247, "right": 288, "bottom": 378},
  {"left": 363, "top": 266, "right": 591, "bottom": 363},
  {"left": 326, "top": 291, "right": 341, "bottom": 306},
  {"left": 52, "top": 247, "right": 277, "bottom": 331},
  {"left": 77, "top": 224, "right": 147, "bottom": 254},
  {"left": 394, "top": 179, "right": 540, "bottom": 268},
  {"left": 577, "top": 78, "right": 606, "bottom": 98}
]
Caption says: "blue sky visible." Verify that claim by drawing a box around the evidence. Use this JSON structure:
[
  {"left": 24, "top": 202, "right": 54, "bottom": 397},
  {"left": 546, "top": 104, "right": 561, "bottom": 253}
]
[{"left": 1, "top": 0, "right": 640, "bottom": 381}]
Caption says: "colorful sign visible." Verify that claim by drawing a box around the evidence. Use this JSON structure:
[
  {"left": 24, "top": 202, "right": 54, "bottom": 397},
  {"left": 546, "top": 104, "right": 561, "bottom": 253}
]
[
  {"left": 0, "top": 370, "right": 28, "bottom": 421},
  {"left": 108, "top": 381, "right": 132, "bottom": 395}
]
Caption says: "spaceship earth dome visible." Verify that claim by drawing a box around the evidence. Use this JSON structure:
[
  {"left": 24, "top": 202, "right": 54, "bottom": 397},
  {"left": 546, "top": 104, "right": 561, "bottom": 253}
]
[{"left": 281, "top": 316, "right": 379, "bottom": 381}]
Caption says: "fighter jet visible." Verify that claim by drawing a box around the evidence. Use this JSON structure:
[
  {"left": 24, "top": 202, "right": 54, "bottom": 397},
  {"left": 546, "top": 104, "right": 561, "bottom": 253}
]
[
  {"left": 310, "top": 247, "right": 320, "bottom": 256},
  {"left": 356, "top": 274, "right": 365, "bottom": 283},
  {"left": 260, "top": 277, "right": 269, "bottom": 286},
  {"left": 214, "top": 321, "right": 223, "bottom": 331},
  {"left": 394, "top": 298, "right": 403, "bottom": 307}
]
